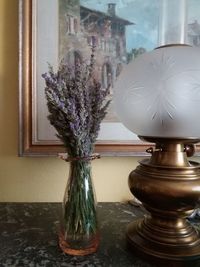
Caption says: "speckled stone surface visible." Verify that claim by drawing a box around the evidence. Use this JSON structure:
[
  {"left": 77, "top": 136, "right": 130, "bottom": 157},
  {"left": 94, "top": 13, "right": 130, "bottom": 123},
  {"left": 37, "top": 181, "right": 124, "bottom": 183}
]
[{"left": 0, "top": 203, "right": 159, "bottom": 266}]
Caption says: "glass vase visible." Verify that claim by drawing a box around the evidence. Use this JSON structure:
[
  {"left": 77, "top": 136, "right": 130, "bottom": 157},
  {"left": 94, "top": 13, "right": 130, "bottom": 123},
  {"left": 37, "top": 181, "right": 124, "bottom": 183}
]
[{"left": 59, "top": 158, "right": 99, "bottom": 256}]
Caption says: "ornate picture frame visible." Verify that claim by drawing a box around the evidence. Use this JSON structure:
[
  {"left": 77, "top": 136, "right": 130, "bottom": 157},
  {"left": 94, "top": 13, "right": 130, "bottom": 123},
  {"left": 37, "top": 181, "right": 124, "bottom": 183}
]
[{"left": 19, "top": 0, "right": 200, "bottom": 156}]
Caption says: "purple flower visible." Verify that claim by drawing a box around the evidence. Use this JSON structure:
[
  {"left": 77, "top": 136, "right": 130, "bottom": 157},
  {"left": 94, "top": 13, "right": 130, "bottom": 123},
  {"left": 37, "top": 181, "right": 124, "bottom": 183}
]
[{"left": 42, "top": 52, "right": 110, "bottom": 157}]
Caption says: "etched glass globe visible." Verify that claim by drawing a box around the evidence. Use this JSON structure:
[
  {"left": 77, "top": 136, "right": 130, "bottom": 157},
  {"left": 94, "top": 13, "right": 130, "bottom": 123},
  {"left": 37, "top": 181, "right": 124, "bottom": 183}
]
[{"left": 114, "top": 46, "right": 200, "bottom": 138}]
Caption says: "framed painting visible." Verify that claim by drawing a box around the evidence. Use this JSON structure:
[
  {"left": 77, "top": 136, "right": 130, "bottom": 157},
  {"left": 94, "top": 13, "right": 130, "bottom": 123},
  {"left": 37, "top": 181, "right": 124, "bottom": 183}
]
[{"left": 19, "top": 0, "right": 200, "bottom": 156}]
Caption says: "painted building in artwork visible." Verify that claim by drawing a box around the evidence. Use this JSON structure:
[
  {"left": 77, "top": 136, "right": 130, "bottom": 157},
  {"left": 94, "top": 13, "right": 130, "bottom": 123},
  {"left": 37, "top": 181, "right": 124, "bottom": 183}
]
[
  {"left": 59, "top": 0, "right": 134, "bottom": 90},
  {"left": 188, "top": 20, "right": 200, "bottom": 47},
  {"left": 59, "top": 0, "right": 82, "bottom": 64}
]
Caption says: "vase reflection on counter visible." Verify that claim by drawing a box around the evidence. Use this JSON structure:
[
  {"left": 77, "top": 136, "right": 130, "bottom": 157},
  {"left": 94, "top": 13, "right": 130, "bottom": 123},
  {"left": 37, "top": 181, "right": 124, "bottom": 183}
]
[{"left": 59, "top": 155, "right": 100, "bottom": 256}]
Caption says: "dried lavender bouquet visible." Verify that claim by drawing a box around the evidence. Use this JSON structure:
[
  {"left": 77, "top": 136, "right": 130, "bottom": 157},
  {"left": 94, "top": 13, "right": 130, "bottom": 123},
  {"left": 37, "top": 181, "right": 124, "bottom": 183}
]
[
  {"left": 42, "top": 51, "right": 110, "bottom": 255},
  {"left": 42, "top": 53, "right": 110, "bottom": 158}
]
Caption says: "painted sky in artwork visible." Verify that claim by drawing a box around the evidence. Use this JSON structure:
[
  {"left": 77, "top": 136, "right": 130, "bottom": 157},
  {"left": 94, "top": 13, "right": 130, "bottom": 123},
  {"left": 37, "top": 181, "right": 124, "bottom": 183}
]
[
  {"left": 80, "top": 0, "right": 200, "bottom": 52},
  {"left": 188, "top": 0, "right": 200, "bottom": 23},
  {"left": 80, "top": 0, "right": 159, "bottom": 52}
]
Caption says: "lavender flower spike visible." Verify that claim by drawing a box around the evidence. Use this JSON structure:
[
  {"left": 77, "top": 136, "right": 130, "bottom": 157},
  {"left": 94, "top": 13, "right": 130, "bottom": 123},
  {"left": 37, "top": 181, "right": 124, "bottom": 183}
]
[{"left": 42, "top": 51, "right": 110, "bottom": 158}]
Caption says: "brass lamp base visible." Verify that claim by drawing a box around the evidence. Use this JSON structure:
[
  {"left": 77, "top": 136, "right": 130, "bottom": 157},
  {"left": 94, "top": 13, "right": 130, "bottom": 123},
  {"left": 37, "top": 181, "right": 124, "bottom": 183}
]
[{"left": 127, "top": 137, "right": 200, "bottom": 266}]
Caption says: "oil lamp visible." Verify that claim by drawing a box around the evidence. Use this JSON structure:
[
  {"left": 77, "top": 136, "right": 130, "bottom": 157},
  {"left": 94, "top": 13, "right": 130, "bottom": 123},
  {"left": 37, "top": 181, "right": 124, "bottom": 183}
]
[{"left": 114, "top": 0, "right": 200, "bottom": 265}]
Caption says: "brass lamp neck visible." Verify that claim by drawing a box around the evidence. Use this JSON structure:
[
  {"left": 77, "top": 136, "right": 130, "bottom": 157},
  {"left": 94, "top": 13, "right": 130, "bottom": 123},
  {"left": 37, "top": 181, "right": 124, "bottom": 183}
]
[
  {"left": 149, "top": 142, "right": 189, "bottom": 167},
  {"left": 141, "top": 137, "right": 199, "bottom": 168}
]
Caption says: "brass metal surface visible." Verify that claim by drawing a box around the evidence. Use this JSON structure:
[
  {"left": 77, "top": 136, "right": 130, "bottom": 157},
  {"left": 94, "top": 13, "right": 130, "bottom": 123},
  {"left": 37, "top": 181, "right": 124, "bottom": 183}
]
[{"left": 127, "top": 137, "right": 200, "bottom": 266}]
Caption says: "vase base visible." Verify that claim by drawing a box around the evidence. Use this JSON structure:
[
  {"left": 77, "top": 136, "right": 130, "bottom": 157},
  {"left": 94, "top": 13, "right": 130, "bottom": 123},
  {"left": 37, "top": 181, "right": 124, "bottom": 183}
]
[{"left": 58, "top": 232, "right": 99, "bottom": 256}]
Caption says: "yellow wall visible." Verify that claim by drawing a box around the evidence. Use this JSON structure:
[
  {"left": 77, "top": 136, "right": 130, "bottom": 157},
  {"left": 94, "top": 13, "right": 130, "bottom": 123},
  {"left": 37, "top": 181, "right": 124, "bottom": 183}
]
[{"left": 0, "top": 0, "right": 139, "bottom": 202}]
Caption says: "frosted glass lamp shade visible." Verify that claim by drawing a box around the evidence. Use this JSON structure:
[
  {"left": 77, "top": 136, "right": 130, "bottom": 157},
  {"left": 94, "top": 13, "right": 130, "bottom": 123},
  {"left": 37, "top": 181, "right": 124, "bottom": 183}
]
[{"left": 114, "top": 46, "right": 200, "bottom": 138}]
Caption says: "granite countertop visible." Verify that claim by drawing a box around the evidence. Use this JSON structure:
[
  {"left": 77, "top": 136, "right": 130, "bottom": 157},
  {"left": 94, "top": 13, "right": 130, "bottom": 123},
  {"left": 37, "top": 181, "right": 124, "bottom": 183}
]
[{"left": 0, "top": 202, "right": 181, "bottom": 267}]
